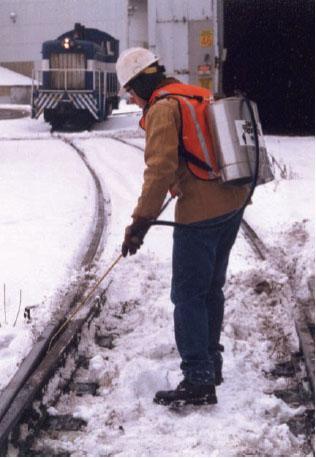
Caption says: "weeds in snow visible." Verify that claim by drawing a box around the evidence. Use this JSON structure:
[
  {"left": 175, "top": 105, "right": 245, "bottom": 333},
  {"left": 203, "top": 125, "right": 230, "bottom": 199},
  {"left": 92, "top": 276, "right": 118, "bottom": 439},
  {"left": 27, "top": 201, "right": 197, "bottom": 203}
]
[
  {"left": 3, "top": 283, "right": 6, "bottom": 325},
  {"left": 1, "top": 284, "right": 24, "bottom": 327},
  {"left": 13, "top": 289, "right": 22, "bottom": 327},
  {"left": 269, "top": 154, "right": 298, "bottom": 181}
]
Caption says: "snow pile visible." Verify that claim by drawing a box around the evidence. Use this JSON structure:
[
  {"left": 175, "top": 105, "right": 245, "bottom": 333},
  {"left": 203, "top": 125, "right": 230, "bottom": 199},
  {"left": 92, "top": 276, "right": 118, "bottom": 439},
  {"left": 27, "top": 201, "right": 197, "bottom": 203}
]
[
  {"left": 246, "top": 136, "right": 315, "bottom": 321},
  {"left": 50, "top": 248, "right": 305, "bottom": 457},
  {"left": 0, "top": 66, "right": 33, "bottom": 86}
]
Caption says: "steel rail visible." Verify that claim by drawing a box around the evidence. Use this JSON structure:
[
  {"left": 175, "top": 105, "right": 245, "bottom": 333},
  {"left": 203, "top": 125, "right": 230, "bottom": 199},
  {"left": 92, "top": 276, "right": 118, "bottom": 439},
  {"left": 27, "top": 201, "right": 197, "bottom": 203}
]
[
  {"left": 110, "top": 110, "right": 141, "bottom": 115},
  {"left": 110, "top": 135, "right": 145, "bottom": 152},
  {"left": 240, "top": 219, "right": 267, "bottom": 260},
  {"left": 0, "top": 138, "right": 107, "bottom": 454},
  {"left": 295, "top": 313, "right": 315, "bottom": 394}
]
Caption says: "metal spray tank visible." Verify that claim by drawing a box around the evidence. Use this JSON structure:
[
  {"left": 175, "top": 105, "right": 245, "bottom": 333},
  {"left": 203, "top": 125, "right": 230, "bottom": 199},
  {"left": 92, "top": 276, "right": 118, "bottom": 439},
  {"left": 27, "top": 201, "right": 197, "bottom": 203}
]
[{"left": 207, "top": 96, "right": 274, "bottom": 186}]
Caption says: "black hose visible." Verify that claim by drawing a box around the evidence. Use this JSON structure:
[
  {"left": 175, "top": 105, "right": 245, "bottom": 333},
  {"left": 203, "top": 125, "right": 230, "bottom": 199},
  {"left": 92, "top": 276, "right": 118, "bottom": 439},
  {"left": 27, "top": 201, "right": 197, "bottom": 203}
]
[{"left": 149, "top": 95, "right": 260, "bottom": 230}]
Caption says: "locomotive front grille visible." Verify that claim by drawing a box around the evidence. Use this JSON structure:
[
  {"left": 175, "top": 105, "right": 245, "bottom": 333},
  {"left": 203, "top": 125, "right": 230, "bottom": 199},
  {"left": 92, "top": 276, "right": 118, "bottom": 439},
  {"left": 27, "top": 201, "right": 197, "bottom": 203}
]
[{"left": 50, "top": 53, "right": 86, "bottom": 90}]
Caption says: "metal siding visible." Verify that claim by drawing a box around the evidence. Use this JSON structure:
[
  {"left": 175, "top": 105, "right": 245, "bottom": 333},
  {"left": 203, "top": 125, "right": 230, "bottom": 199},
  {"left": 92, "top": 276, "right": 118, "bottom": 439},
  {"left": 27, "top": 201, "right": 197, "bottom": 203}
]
[
  {"left": 188, "top": 19, "right": 215, "bottom": 87},
  {"left": 148, "top": 0, "right": 157, "bottom": 52},
  {"left": 128, "top": 0, "right": 148, "bottom": 48},
  {"left": 156, "top": 0, "right": 212, "bottom": 21},
  {"left": 173, "top": 22, "right": 189, "bottom": 83},
  {"left": 156, "top": 0, "right": 174, "bottom": 21},
  {"left": 212, "top": 0, "right": 224, "bottom": 95},
  {"left": 169, "top": 0, "right": 189, "bottom": 20},
  {"left": 156, "top": 23, "right": 175, "bottom": 73},
  {"left": 156, "top": 0, "right": 188, "bottom": 21},
  {"left": 188, "top": 0, "right": 212, "bottom": 20},
  {"left": 154, "top": 0, "right": 215, "bottom": 86}
]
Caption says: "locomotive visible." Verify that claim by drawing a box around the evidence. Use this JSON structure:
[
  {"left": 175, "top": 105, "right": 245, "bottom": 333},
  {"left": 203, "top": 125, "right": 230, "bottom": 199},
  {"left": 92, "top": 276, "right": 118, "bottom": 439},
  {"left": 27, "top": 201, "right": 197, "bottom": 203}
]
[{"left": 31, "top": 23, "right": 119, "bottom": 129}]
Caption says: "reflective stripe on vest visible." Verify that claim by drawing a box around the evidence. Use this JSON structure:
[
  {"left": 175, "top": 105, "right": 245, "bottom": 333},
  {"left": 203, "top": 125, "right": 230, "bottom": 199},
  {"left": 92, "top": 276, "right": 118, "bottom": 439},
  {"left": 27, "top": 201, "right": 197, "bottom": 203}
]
[{"left": 140, "top": 83, "right": 220, "bottom": 181}]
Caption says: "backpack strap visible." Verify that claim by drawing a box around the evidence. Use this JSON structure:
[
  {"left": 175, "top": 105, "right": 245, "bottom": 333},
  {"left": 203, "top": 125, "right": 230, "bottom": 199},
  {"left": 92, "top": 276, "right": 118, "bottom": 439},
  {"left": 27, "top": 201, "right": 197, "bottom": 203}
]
[{"left": 153, "top": 93, "right": 214, "bottom": 173}]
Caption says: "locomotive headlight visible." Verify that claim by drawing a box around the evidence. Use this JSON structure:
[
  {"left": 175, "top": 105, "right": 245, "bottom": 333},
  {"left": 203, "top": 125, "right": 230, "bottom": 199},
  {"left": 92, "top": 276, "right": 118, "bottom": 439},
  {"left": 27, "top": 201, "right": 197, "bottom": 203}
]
[{"left": 63, "top": 37, "right": 71, "bottom": 49}]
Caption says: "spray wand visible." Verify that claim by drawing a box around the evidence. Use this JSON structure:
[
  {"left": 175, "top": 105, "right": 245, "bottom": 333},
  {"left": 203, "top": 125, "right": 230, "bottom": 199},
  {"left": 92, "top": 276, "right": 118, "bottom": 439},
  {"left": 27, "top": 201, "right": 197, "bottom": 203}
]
[{"left": 47, "top": 194, "right": 175, "bottom": 352}]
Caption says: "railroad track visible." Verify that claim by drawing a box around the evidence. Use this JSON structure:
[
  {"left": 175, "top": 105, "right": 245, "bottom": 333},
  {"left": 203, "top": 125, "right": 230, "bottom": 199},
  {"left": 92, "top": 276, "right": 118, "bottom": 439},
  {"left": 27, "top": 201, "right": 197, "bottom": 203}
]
[
  {"left": 240, "top": 211, "right": 315, "bottom": 450},
  {"left": 120, "top": 138, "right": 315, "bottom": 447},
  {"left": 110, "top": 110, "right": 141, "bottom": 117},
  {"left": 108, "top": 137, "right": 315, "bottom": 399},
  {"left": 0, "top": 135, "right": 313, "bottom": 455},
  {"left": 0, "top": 137, "right": 108, "bottom": 455}
]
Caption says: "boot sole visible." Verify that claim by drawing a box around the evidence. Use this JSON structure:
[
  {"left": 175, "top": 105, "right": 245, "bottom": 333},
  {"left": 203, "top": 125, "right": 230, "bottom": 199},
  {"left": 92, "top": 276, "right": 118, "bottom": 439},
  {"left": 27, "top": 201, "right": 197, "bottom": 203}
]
[{"left": 153, "top": 395, "right": 217, "bottom": 407}]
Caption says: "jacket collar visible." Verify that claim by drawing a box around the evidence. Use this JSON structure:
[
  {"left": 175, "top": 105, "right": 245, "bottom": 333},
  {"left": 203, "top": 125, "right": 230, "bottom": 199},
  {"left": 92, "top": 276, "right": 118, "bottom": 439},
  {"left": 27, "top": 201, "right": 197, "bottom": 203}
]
[{"left": 143, "top": 77, "right": 182, "bottom": 113}]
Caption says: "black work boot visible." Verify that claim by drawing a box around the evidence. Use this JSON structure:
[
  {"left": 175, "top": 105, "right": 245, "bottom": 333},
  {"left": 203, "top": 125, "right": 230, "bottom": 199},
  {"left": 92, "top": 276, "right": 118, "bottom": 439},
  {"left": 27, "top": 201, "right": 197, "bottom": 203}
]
[{"left": 153, "top": 380, "right": 217, "bottom": 406}]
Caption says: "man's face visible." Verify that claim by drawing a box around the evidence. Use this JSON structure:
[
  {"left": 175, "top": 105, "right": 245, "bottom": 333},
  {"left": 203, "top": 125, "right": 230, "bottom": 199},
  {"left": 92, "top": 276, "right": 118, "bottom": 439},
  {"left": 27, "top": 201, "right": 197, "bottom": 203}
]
[{"left": 128, "top": 89, "right": 147, "bottom": 109}]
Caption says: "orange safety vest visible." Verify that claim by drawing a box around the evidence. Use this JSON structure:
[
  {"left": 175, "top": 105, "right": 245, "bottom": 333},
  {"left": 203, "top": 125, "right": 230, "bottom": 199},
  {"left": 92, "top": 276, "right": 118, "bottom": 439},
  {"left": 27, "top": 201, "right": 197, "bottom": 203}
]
[{"left": 139, "top": 82, "right": 220, "bottom": 181}]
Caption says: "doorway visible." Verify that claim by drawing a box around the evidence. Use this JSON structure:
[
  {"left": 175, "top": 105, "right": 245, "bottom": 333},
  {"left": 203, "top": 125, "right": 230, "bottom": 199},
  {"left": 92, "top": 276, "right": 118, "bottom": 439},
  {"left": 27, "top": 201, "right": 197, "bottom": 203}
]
[{"left": 223, "top": 0, "right": 314, "bottom": 134}]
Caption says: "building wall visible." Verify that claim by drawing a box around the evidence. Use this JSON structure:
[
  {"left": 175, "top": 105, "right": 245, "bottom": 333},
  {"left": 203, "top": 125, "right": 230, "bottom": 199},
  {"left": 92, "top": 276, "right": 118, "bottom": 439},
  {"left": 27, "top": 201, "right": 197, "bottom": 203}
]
[
  {"left": 128, "top": 0, "right": 148, "bottom": 48},
  {"left": 152, "top": 0, "right": 215, "bottom": 86},
  {"left": 0, "top": 0, "right": 128, "bottom": 76}
]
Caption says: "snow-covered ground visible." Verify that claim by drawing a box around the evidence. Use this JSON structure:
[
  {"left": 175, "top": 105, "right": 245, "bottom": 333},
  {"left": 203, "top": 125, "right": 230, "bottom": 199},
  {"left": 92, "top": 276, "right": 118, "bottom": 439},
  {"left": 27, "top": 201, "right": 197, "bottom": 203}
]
[
  {"left": 0, "top": 66, "right": 33, "bottom": 86},
  {"left": 0, "top": 138, "right": 95, "bottom": 388},
  {"left": 0, "top": 105, "right": 314, "bottom": 456}
]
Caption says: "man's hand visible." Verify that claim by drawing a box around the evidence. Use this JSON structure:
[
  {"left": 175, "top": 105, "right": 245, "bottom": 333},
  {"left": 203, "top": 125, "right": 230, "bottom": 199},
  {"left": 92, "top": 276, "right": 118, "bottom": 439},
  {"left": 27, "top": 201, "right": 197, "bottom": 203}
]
[{"left": 122, "top": 216, "right": 151, "bottom": 257}]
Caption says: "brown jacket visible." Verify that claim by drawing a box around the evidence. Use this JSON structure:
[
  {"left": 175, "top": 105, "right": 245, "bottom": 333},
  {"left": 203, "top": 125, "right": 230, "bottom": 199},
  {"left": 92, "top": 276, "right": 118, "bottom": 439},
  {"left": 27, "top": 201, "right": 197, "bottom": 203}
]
[{"left": 132, "top": 96, "right": 249, "bottom": 224}]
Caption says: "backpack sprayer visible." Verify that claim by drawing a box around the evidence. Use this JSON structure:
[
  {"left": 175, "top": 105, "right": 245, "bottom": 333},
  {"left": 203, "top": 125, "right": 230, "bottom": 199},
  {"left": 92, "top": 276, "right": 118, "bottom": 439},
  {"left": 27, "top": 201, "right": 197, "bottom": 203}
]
[
  {"left": 48, "top": 95, "right": 274, "bottom": 348},
  {"left": 208, "top": 95, "right": 274, "bottom": 187},
  {"left": 150, "top": 94, "right": 274, "bottom": 229}
]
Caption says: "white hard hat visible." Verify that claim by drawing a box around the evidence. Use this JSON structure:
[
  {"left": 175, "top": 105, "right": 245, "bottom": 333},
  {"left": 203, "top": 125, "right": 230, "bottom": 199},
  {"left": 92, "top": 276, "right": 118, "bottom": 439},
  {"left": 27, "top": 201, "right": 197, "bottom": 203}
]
[{"left": 116, "top": 47, "right": 159, "bottom": 89}]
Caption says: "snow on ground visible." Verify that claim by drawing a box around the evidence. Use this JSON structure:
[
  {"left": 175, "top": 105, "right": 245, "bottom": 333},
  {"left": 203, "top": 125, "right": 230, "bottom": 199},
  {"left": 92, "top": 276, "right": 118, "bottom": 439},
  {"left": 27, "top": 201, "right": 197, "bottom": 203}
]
[
  {"left": 0, "top": 105, "right": 314, "bottom": 456},
  {"left": 245, "top": 136, "right": 315, "bottom": 319},
  {"left": 58, "top": 134, "right": 312, "bottom": 457},
  {"left": 112, "top": 98, "right": 141, "bottom": 115},
  {"left": 0, "top": 137, "right": 95, "bottom": 390}
]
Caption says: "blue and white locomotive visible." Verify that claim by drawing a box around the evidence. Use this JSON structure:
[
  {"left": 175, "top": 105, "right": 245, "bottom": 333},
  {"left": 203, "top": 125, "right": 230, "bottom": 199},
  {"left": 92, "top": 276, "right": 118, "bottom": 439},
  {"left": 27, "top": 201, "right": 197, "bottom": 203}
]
[{"left": 32, "top": 23, "right": 119, "bottom": 129}]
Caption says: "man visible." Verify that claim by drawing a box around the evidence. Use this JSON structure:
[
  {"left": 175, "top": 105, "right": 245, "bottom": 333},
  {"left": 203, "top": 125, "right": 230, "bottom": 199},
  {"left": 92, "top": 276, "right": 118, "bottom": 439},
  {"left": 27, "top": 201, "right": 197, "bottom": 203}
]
[{"left": 116, "top": 47, "right": 248, "bottom": 406}]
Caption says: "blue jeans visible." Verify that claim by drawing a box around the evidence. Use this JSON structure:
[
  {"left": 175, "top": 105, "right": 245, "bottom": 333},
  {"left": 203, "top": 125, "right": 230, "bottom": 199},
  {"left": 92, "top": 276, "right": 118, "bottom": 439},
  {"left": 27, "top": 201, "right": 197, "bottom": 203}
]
[{"left": 171, "top": 210, "right": 243, "bottom": 385}]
